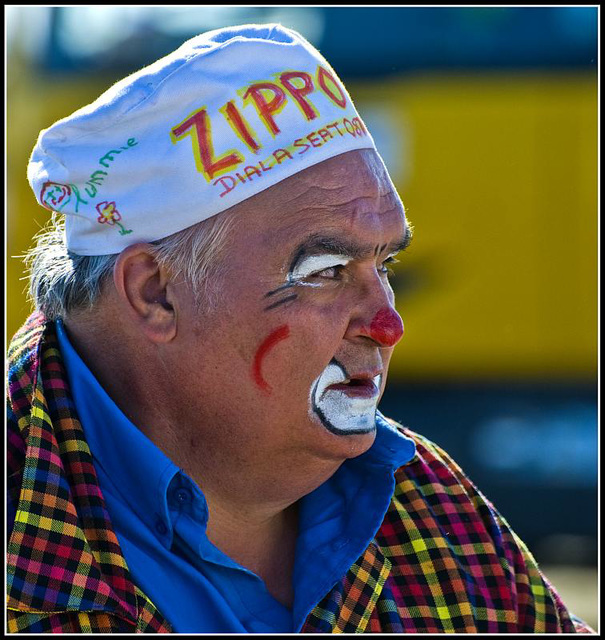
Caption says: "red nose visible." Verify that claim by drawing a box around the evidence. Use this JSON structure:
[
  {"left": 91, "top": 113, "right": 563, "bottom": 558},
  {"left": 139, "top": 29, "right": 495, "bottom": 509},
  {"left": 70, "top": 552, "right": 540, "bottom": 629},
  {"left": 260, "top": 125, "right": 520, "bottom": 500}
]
[{"left": 368, "top": 307, "right": 404, "bottom": 347}]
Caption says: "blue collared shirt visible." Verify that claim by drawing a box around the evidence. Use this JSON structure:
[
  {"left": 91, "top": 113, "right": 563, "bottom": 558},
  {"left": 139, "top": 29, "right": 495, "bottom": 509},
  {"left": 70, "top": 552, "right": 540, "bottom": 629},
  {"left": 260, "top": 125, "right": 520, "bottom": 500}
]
[{"left": 55, "top": 319, "right": 415, "bottom": 633}]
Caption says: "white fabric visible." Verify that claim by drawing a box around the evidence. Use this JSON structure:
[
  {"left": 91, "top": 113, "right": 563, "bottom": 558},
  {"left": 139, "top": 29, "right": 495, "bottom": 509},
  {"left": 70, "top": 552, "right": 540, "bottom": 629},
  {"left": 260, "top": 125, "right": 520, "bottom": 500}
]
[{"left": 27, "top": 24, "right": 377, "bottom": 255}]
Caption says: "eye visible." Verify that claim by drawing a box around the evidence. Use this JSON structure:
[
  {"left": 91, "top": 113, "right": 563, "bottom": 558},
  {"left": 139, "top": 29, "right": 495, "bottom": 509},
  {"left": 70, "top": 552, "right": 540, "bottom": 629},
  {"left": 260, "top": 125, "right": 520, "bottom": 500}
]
[
  {"left": 379, "top": 256, "right": 399, "bottom": 276},
  {"left": 290, "top": 254, "right": 351, "bottom": 282},
  {"left": 309, "top": 264, "right": 346, "bottom": 279}
]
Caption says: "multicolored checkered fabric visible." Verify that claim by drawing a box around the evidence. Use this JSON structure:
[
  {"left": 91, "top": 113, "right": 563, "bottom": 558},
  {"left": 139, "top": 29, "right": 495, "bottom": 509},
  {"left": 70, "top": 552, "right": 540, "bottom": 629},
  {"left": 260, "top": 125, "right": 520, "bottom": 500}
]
[
  {"left": 300, "top": 434, "right": 594, "bottom": 633},
  {"left": 7, "top": 313, "right": 594, "bottom": 633},
  {"left": 7, "top": 313, "right": 172, "bottom": 634}
]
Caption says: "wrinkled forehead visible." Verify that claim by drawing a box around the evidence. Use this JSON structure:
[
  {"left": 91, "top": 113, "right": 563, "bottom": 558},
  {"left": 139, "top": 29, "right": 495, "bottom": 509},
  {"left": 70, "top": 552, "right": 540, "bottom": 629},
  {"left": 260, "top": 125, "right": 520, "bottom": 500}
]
[
  {"left": 247, "top": 149, "right": 401, "bottom": 220},
  {"left": 284, "top": 148, "right": 395, "bottom": 203},
  {"left": 228, "top": 149, "right": 407, "bottom": 256}
]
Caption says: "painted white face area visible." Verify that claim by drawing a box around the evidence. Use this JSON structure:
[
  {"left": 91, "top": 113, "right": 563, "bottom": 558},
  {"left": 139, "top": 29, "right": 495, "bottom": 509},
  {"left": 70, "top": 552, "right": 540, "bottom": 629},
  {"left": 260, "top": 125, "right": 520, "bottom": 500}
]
[
  {"left": 310, "top": 359, "right": 382, "bottom": 435},
  {"left": 290, "top": 254, "right": 351, "bottom": 284}
]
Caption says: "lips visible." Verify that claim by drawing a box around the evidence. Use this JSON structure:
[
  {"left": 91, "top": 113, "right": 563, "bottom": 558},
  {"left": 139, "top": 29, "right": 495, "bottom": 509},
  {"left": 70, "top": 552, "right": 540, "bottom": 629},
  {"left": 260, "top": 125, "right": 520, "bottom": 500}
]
[{"left": 326, "top": 374, "right": 382, "bottom": 399}]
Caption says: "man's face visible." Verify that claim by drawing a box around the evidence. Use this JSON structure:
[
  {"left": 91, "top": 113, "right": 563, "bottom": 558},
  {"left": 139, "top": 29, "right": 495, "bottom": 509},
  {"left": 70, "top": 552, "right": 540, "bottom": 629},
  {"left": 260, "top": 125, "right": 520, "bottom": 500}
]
[{"left": 171, "top": 149, "right": 410, "bottom": 462}]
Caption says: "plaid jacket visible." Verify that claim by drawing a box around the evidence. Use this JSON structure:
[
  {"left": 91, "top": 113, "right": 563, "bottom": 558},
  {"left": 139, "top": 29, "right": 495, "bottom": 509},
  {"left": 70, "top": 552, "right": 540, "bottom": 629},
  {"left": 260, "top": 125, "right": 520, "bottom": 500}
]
[{"left": 7, "top": 313, "right": 594, "bottom": 633}]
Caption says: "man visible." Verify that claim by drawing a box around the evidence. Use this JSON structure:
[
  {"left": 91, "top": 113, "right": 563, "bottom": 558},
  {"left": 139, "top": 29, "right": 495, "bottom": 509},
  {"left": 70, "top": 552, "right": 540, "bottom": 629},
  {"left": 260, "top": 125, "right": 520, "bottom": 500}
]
[{"left": 7, "top": 24, "right": 593, "bottom": 633}]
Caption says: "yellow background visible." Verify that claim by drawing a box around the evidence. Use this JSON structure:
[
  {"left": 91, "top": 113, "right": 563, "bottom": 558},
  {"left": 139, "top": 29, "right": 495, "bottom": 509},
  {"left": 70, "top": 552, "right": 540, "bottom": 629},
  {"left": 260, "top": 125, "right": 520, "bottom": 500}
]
[{"left": 354, "top": 72, "right": 597, "bottom": 380}]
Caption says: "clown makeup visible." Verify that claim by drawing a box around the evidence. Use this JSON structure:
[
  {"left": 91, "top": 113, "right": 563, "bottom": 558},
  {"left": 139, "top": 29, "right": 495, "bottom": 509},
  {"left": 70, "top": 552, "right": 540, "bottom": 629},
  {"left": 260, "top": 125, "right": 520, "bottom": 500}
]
[
  {"left": 290, "top": 253, "right": 352, "bottom": 282},
  {"left": 263, "top": 228, "right": 412, "bottom": 312},
  {"left": 310, "top": 359, "right": 382, "bottom": 435},
  {"left": 286, "top": 235, "right": 362, "bottom": 282},
  {"left": 263, "top": 247, "right": 353, "bottom": 310}
]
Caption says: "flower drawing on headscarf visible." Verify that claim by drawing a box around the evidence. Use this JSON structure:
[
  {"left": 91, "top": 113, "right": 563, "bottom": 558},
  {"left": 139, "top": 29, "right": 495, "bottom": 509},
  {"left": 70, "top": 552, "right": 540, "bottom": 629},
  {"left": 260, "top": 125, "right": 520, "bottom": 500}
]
[
  {"left": 96, "top": 201, "right": 133, "bottom": 236},
  {"left": 40, "top": 182, "right": 72, "bottom": 211},
  {"left": 96, "top": 200, "right": 121, "bottom": 225}
]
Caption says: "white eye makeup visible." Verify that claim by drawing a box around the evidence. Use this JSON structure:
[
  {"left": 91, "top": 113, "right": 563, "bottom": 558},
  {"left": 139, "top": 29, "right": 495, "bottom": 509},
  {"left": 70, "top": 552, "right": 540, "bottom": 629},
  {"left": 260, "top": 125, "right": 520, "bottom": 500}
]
[{"left": 290, "top": 254, "right": 351, "bottom": 281}]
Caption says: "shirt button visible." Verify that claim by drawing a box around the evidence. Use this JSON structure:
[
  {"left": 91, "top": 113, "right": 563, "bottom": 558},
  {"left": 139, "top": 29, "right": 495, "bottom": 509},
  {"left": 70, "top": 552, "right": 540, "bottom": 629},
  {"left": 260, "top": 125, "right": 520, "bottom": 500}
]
[
  {"left": 175, "top": 488, "right": 192, "bottom": 504},
  {"left": 156, "top": 519, "right": 168, "bottom": 535}
]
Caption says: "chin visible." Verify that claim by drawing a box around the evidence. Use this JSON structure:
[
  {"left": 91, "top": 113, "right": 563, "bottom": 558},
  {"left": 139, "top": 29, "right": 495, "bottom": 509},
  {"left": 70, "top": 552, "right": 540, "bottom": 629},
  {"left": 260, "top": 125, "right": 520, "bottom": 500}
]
[
  {"left": 310, "top": 415, "right": 378, "bottom": 460},
  {"left": 310, "top": 387, "right": 379, "bottom": 434}
]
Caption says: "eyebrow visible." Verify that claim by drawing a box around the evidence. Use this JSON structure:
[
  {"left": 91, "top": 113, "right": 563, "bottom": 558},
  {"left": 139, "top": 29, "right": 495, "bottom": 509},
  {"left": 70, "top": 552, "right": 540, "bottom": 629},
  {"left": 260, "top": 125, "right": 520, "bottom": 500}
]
[{"left": 288, "top": 221, "right": 413, "bottom": 274}]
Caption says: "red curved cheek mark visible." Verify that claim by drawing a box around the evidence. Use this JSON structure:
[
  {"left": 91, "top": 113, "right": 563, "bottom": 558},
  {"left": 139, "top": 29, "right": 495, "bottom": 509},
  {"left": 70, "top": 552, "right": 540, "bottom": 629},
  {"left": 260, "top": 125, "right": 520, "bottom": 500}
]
[
  {"left": 369, "top": 307, "right": 404, "bottom": 347},
  {"left": 252, "top": 325, "right": 290, "bottom": 394}
]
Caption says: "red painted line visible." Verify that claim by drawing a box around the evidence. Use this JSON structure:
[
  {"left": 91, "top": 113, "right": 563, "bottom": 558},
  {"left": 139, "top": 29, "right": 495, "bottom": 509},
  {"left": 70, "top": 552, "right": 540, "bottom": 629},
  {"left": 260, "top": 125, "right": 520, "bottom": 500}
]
[
  {"left": 252, "top": 324, "right": 290, "bottom": 394},
  {"left": 369, "top": 307, "right": 404, "bottom": 347}
]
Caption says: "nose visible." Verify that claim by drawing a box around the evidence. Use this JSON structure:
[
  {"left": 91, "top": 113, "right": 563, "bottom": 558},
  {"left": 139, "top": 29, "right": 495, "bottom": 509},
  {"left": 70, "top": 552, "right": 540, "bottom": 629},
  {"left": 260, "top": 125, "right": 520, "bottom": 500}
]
[
  {"left": 366, "top": 306, "right": 404, "bottom": 347},
  {"left": 344, "top": 267, "right": 405, "bottom": 348}
]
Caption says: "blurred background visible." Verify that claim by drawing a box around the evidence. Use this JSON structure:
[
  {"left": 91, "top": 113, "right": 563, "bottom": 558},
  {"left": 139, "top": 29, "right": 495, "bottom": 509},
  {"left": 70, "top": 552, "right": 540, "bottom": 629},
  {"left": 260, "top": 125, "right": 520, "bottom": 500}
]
[{"left": 6, "top": 6, "right": 598, "bottom": 629}]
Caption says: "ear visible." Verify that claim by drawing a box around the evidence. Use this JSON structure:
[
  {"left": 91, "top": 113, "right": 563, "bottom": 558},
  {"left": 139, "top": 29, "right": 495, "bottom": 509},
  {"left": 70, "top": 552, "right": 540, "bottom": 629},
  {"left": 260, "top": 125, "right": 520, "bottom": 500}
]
[{"left": 113, "top": 243, "right": 177, "bottom": 343}]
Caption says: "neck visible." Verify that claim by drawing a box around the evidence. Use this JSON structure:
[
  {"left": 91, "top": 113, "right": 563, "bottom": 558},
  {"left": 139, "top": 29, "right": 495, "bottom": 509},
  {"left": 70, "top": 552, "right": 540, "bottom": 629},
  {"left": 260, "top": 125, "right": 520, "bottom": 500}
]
[
  {"left": 160, "top": 421, "right": 342, "bottom": 610},
  {"left": 204, "top": 496, "right": 300, "bottom": 607}
]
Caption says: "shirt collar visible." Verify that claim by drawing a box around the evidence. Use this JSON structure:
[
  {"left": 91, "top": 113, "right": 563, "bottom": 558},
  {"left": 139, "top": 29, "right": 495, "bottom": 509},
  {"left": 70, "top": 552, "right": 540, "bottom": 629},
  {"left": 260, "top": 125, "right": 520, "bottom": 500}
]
[
  {"left": 359, "top": 411, "right": 416, "bottom": 470},
  {"left": 55, "top": 318, "right": 182, "bottom": 547}
]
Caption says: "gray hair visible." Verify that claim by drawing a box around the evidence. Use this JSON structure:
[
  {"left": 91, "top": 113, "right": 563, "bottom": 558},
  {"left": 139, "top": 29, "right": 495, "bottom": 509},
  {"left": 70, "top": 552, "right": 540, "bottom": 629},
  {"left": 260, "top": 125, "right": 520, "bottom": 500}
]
[{"left": 24, "top": 211, "right": 237, "bottom": 321}]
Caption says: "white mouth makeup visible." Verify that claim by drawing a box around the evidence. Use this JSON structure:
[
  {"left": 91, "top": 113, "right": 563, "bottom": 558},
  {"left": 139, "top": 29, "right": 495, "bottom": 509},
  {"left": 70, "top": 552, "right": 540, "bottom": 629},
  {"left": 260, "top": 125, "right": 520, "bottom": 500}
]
[{"left": 310, "top": 359, "right": 382, "bottom": 435}]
